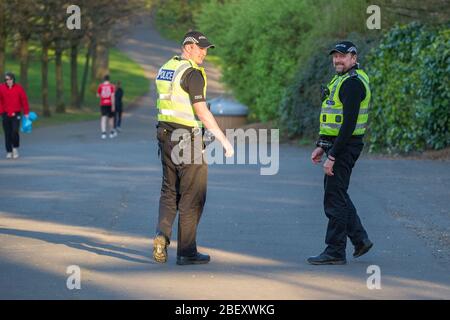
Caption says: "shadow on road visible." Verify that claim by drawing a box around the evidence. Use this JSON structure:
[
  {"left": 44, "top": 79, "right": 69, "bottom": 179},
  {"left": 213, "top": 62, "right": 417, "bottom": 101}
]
[{"left": 0, "top": 227, "right": 151, "bottom": 264}]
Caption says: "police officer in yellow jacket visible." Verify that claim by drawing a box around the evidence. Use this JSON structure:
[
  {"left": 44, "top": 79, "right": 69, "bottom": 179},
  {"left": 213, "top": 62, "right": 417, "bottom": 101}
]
[
  {"left": 153, "top": 31, "right": 234, "bottom": 265},
  {"left": 308, "top": 41, "right": 373, "bottom": 265}
]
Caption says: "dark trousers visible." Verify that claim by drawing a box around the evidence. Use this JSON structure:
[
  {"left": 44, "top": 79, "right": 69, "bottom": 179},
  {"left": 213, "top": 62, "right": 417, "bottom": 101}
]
[
  {"left": 115, "top": 106, "right": 122, "bottom": 128},
  {"left": 323, "top": 141, "right": 368, "bottom": 259},
  {"left": 2, "top": 113, "right": 21, "bottom": 153},
  {"left": 156, "top": 125, "right": 208, "bottom": 257}
]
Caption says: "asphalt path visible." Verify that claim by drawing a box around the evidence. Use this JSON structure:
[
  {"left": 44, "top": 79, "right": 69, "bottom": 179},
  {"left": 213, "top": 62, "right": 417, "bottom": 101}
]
[{"left": 0, "top": 18, "right": 449, "bottom": 299}]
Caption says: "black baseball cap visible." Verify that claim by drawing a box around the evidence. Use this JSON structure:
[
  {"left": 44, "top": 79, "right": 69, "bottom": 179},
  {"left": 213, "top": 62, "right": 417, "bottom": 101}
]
[
  {"left": 182, "top": 31, "right": 215, "bottom": 49},
  {"left": 329, "top": 41, "right": 357, "bottom": 55}
]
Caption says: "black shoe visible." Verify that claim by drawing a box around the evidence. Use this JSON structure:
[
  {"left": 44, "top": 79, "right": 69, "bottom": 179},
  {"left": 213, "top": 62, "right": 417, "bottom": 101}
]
[
  {"left": 153, "top": 234, "right": 168, "bottom": 263},
  {"left": 353, "top": 239, "right": 373, "bottom": 258},
  {"left": 176, "top": 252, "right": 210, "bottom": 265},
  {"left": 307, "top": 253, "right": 347, "bottom": 265}
]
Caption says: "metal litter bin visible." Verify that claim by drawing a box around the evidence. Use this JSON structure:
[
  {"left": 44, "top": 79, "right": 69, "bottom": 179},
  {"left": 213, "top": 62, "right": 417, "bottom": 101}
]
[{"left": 208, "top": 96, "right": 248, "bottom": 131}]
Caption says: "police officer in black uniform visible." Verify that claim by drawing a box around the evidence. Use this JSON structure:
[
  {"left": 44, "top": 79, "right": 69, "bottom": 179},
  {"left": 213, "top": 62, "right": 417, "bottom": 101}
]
[
  {"left": 153, "top": 31, "right": 234, "bottom": 265},
  {"left": 308, "top": 41, "right": 373, "bottom": 265}
]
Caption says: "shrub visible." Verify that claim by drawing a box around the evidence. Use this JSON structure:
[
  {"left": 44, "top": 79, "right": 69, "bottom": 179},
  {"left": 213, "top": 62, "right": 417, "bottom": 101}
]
[
  {"left": 196, "top": 0, "right": 316, "bottom": 121},
  {"left": 153, "top": 0, "right": 204, "bottom": 41},
  {"left": 366, "top": 22, "right": 450, "bottom": 153}
]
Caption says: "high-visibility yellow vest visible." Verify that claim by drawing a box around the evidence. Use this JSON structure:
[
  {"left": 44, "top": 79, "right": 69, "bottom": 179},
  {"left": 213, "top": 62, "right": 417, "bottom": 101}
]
[
  {"left": 155, "top": 56, "right": 207, "bottom": 128},
  {"left": 319, "top": 68, "right": 371, "bottom": 136}
]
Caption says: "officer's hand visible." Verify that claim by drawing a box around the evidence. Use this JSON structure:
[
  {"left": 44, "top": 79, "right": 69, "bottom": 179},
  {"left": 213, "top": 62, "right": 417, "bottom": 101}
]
[
  {"left": 311, "top": 147, "right": 324, "bottom": 164},
  {"left": 323, "top": 158, "right": 335, "bottom": 176},
  {"left": 224, "top": 140, "right": 234, "bottom": 158}
]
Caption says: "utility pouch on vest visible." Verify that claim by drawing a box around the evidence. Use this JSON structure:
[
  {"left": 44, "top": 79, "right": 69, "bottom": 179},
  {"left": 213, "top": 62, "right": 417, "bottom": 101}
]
[{"left": 320, "top": 85, "right": 330, "bottom": 102}]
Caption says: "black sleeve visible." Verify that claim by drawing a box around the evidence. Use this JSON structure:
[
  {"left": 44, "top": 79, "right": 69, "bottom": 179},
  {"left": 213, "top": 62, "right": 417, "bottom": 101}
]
[
  {"left": 328, "top": 77, "right": 366, "bottom": 158},
  {"left": 180, "top": 68, "right": 206, "bottom": 104},
  {"left": 115, "top": 88, "right": 123, "bottom": 101}
]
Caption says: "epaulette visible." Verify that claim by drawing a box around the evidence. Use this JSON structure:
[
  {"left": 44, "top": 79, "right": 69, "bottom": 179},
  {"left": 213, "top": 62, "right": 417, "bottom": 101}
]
[{"left": 348, "top": 68, "right": 358, "bottom": 78}]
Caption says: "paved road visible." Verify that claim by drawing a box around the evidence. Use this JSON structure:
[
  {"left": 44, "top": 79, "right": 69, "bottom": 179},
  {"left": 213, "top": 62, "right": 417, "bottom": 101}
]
[{"left": 0, "top": 19, "right": 449, "bottom": 300}]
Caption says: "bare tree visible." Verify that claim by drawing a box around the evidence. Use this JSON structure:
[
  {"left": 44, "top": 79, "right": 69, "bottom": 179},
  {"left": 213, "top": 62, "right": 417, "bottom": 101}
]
[
  {"left": 4, "top": 0, "right": 40, "bottom": 92},
  {"left": 2, "top": 0, "right": 151, "bottom": 114},
  {"left": 0, "top": 0, "right": 6, "bottom": 76},
  {"left": 51, "top": 1, "right": 77, "bottom": 113},
  {"left": 80, "top": 0, "right": 149, "bottom": 103},
  {"left": 75, "top": 0, "right": 149, "bottom": 107},
  {"left": 35, "top": 0, "right": 53, "bottom": 117},
  {"left": 33, "top": 0, "right": 71, "bottom": 117},
  {"left": 64, "top": 2, "right": 85, "bottom": 109}
]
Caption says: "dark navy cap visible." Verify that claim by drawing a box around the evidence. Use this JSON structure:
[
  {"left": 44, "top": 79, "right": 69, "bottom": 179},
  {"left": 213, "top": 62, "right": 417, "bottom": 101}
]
[
  {"left": 329, "top": 41, "right": 357, "bottom": 55},
  {"left": 182, "top": 31, "right": 215, "bottom": 49}
]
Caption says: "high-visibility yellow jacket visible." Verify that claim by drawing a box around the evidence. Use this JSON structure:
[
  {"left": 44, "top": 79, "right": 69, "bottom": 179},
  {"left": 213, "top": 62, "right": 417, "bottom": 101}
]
[
  {"left": 319, "top": 68, "right": 371, "bottom": 136},
  {"left": 155, "top": 56, "right": 206, "bottom": 128}
]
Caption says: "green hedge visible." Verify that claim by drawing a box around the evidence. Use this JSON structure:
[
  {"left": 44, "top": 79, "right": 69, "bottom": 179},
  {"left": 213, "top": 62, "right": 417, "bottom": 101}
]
[
  {"left": 155, "top": 0, "right": 449, "bottom": 153},
  {"left": 196, "top": 0, "right": 316, "bottom": 122},
  {"left": 153, "top": 0, "right": 204, "bottom": 41},
  {"left": 366, "top": 22, "right": 450, "bottom": 153},
  {"left": 279, "top": 40, "right": 334, "bottom": 139},
  {"left": 280, "top": 22, "right": 449, "bottom": 153}
]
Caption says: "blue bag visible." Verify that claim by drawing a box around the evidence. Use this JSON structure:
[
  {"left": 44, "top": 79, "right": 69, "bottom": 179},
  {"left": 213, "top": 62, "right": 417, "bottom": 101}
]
[
  {"left": 28, "top": 112, "right": 38, "bottom": 121},
  {"left": 20, "top": 112, "right": 38, "bottom": 133}
]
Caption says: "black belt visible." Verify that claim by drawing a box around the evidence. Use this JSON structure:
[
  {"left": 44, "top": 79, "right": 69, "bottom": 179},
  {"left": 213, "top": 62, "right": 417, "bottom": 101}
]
[
  {"left": 320, "top": 135, "right": 364, "bottom": 143},
  {"left": 157, "top": 123, "right": 203, "bottom": 141},
  {"left": 158, "top": 122, "right": 202, "bottom": 135}
]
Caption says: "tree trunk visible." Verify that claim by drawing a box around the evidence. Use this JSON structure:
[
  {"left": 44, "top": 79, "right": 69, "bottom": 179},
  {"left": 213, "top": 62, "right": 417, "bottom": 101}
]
[
  {"left": 0, "top": 32, "right": 5, "bottom": 78},
  {"left": 19, "top": 37, "right": 29, "bottom": 92},
  {"left": 80, "top": 42, "right": 93, "bottom": 107},
  {"left": 70, "top": 41, "right": 79, "bottom": 108},
  {"left": 90, "top": 40, "right": 97, "bottom": 86},
  {"left": 94, "top": 42, "right": 109, "bottom": 83},
  {"left": 41, "top": 40, "right": 51, "bottom": 117},
  {"left": 0, "top": 2, "right": 6, "bottom": 77},
  {"left": 55, "top": 45, "right": 65, "bottom": 113}
]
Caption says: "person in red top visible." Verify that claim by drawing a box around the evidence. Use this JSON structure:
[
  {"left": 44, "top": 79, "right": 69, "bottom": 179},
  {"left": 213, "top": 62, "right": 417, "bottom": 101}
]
[
  {"left": 0, "top": 72, "right": 30, "bottom": 159},
  {"left": 96, "top": 75, "right": 116, "bottom": 139}
]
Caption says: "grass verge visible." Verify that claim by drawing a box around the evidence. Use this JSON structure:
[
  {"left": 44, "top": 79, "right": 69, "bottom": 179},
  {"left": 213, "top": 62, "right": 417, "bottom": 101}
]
[{"left": 2, "top": 45, "right": 149, "bottom": 131}]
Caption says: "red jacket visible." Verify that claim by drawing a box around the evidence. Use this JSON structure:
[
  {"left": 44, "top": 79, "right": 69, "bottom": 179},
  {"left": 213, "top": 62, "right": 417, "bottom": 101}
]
[{"left": 0, "top": 83, "right": 30, "bottom": 116}]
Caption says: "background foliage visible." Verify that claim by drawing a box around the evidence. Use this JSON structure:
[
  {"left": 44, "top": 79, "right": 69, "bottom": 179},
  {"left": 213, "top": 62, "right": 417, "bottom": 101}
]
[
  {"left": 154, "top": 0, "right": 450, "bottom": 153},
  {"left": 366, "top": 22, "right": 450, "bottom": 153}
]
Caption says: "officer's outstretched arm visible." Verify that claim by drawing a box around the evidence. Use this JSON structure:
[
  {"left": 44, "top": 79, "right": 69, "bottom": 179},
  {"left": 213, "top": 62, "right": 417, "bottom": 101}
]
[{"left": 193, "top": 101, "right": 234, "bottom": 157}]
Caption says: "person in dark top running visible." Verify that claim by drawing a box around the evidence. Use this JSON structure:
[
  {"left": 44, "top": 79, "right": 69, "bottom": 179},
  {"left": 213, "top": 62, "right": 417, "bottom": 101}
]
[{"left": 114, "top": 81, "right": 124, "bottom": 132}]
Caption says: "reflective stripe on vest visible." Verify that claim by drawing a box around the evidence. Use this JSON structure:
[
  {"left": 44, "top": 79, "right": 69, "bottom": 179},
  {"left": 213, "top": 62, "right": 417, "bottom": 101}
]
[
  {"left": 319, "top": 68, "right": 371, "bottom": 136},
  {"left": 321, "top": 107, "right": 369, "bottom": 115},
  {"left": 159, "top": 93, "right": 171, "bottom": 100},
  {"left": 322, "top": 123, "right": 367, "bottom": 130},
  {"left": 155, "top": 56, "right": 207, "bottom": 128},
  {"left": 159, "top": 109, "right": 198, "bottom": 121}
]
